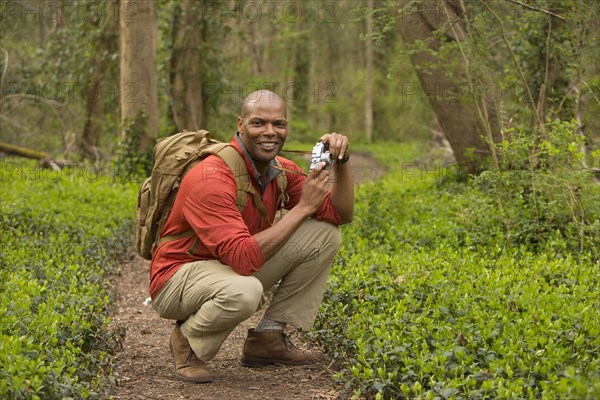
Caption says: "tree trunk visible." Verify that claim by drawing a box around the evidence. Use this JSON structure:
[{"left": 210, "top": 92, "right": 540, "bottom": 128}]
[
  {"left": 398, "top": 0, "right": 501, "bottom": 172},
  {"left": 39, "top": 8, "right": 45, "bottom": 48},
  {"left": 285, "top": 36, "right": 298, "bottom": 123},
  {"left": 538, "top": 14, "right": 569, "bottom": 120},
  {"left": 292, "top": 20, "right": 310, "bottom": 119},
  {"left": 365, "top": 0, "right": 374, "bottom": 143},
  {"left": 248, "top": 18, "right": 263, "bottom": 75},
  {"left": 80, "top": 0, "right": 118, "bottom": 160},
  {"left": 169, "top": 0, "right": 205, "bottom": 133},
  {"left": 119, "top": 0, "right": 158, "bottom": 152}
]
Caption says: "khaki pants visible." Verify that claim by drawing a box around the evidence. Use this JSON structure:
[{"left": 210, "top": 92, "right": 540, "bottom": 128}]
[{"left": 152, "top": 219, "right": 340, "bottom": 361}]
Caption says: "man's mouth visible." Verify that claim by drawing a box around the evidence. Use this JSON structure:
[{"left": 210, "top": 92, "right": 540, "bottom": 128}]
[{"left": 259, "top": 142, "right": 278, "bottom": 150}]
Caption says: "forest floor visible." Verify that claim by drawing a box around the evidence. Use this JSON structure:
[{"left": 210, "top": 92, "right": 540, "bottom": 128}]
[{"left": 106, "top": 153, "right": 386, "bottom": 400}]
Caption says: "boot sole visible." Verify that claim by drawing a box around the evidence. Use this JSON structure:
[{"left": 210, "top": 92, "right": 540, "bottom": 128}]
[
  {"left": 169, "top": 338, "right": 213, "bottom": 383},
  {"left": 240, "top": 356, "right": 313, "bottom": 368}
]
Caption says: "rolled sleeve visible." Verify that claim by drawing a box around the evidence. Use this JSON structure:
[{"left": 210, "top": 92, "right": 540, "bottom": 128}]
[{"left": 312, "top": 192, "right": 342, "bottom": 225}]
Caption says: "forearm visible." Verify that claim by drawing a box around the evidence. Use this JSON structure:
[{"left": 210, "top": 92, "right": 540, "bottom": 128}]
[{"left": 330, "top": 162, "right": 354, "bottom": 224}]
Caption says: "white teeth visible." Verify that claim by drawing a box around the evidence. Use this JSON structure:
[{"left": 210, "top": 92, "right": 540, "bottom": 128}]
[{"left": 261, "top": 143, "right": 276, "bottom": 149}]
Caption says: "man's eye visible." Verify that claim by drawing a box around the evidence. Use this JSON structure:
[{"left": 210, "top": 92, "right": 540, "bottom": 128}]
[
  {"left": 275, "top": 122, "right": 287, "bottom": 128},
  {"left": 250, "top": 121, "right": 263, "bottom": 127}
]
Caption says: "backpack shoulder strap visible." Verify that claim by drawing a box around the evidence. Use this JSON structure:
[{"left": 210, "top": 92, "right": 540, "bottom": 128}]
[
  {"left": 211, "top": 145, "right": 251, "bottom": 214},
  {"left": 162, "top": 146, "right": 288, "bottom": 252},
  {"left": 210, "top": 146, "right": 270, "bottom": 225},
  {"left": 274, "top": 158, "right": 289, "bottom": 209},
  {"left": 216, "top": 147, "right": 292, "bottom": 225}
]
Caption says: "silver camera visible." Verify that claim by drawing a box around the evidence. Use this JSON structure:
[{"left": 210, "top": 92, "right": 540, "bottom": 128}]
[{"left": 310, "top": 141, "right": 333, "bottom": 170}]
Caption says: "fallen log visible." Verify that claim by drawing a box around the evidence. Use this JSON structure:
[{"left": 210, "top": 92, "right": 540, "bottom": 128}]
[{"left": 0, "top": 141, "right": 66, "bottom": 170}]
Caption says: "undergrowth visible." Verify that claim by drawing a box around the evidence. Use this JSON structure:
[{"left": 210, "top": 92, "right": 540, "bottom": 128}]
[
  {"left": 0, "top": 160, "right": 137, "bottom": 399},
  {"left": 314, "top": 123, "right": 600, "bottom": 399}
]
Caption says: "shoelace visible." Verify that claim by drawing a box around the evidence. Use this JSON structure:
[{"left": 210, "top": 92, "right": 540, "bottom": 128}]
[
  {"left": 185, "top": 348, "right": 197, "bottom": 364},
  {"left": 282, "top": 333, "right": 301, "bottom": 351}
]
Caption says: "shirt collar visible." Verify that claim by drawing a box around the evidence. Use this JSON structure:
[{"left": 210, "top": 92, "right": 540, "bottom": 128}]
[{"left": 234, "top": 132, "right": 281, "bottom": 194}]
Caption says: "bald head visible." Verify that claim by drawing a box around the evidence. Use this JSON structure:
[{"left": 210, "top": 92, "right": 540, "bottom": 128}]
[
  {"left": 236, "top": 89, "right": 288, "bottom": 173},
  {"left": 241, "top": 90, "right": 286, "bottom": 119}
]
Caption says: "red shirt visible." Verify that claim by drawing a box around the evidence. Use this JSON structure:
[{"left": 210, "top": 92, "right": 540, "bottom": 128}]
[{"left": 149, "top": 136, "right": 341, "bottom": 298}]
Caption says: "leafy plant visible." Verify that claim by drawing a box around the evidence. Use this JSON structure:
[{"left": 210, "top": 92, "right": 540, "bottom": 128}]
[
  {"left": 467, "top": 119, "right": 599, "bottom": 254},
  {"left": 313, "top": 136, "right": 599, "bottom": 399},
  {"left": 0, "top": 160, "right": 136, "bottom": 399}
]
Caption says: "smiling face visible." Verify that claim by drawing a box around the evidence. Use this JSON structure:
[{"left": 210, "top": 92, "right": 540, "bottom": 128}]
[{"left": 237, "top": 92, "right": 288, "bottom": 174}]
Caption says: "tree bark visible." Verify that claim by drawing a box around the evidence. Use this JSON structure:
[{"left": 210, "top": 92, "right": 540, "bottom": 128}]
[
  {"left": 119, "top": 0, "right": 158, "bottom": 152},
  {"left": 80, "top": 0, "right": 118, "bottom": 160},
  {"left": 398, "top": 0, "right": 501, "bottom": 172},
  {"left": 365, "top": 0, "right": 375, "bottom": 143},
  {"left": 170, "top": 0, "right": 205, "bottom": 133}
]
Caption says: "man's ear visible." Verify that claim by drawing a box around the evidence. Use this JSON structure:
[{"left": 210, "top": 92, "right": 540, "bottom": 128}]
[{"left": 237, "top": 116, "right": 243, "bottom": 133}]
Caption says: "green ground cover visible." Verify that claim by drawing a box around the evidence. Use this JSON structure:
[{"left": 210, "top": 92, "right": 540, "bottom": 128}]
[
  {"left": 1, "top": 133, "right": 597, "bottom": 399},
  {"left": 0, "top": 161, "right": 137, "bottom": 399},
  {"left": 314, "top": 141, "right": 600, "bottom": 399}
]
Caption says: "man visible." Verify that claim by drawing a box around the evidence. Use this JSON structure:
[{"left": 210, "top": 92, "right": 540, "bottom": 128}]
[{"left": 149, "top": 89, "right": 354, "bottom": 383}]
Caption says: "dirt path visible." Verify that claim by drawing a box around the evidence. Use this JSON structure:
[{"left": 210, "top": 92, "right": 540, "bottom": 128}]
[
  {"left": 107, "top": 256, "right": 341, "bottom": 400},
  {"left": 107, "top": 154, "right": 384, "bottom": 400}
]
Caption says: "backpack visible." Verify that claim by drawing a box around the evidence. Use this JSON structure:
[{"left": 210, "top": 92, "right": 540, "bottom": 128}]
[{"left": 135, "top": 129, "right": 288, "bottom": 260}]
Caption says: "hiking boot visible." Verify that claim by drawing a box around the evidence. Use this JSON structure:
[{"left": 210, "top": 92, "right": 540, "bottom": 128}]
[
  {"left": 169, "top": 324, "right": 213, "bottom": 383},
  {"left": 240, "top": 328, "right": 320, "bottom": 367}
]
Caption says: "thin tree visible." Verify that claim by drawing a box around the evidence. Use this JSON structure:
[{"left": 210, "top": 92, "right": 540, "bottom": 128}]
[
  {"left": 80, "top": 0, "right": 118, "bottom": 161},
  {"left": 119, "top": 0, "right": 158, "bottom": 153},
  {"left": 170, "top": 0, "right": 205, "bottom": 133},
  {"left": 365, "top": 0, "right": 375, "bottom": 143}
]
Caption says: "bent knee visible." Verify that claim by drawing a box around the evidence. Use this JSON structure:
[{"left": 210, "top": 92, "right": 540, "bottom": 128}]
[
  {"left": 324, "top": 222, "right": 341, "bottom": 247},
  {"left": 217, "top": 276, "right": 263, "bottom": 317},
  {"left": 313, "top": 220, "right": 341, "bottom": 253}
]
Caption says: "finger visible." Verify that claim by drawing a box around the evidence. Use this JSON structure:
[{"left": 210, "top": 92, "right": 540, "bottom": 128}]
[
  {"left": 319, "top": 132, "right": 340, "bottom": 147},
  {"left": 318, "top": 133, "right": 331, "bottom": 143},
  {"left": 318, "top": 171, "right": 330, "bottom": 188},
  {"left": 329, "top": 135, "right": 346, "bottom": 160},
  {"left": 308, "top": 167, "right": 328, "bottom": 185},
  {"left": 337, "top": 137, "right": 348, "bottom": 160},
  {"left": 318, "top": 133, "right": 348, "bottom": 160},
  {"left": 320, "top": 133, "right": 336, "bottom": 155},
  {"left": 309, "top": 161, "right": 326, "bottom": 178},
  {"left": 314, "top": 167, "right": 330, "bottom": 182},
  {"left": 329, "top": 136, "right": 340, "bottom": 157}
]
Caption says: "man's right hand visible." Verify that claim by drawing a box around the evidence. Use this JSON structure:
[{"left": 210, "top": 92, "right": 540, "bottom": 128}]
[
  {"left": 253, "top": 161, "right": 330, "bottom": 262},
  {"left": 297, "top": 162, "right": 330, "bottom": 217}
]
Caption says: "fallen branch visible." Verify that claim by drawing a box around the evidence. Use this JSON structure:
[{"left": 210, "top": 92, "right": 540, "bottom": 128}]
[
  {"left": 504, "top": 0, "right": 566, "bottom": 22},
  {"left": 0, "top": 141, "right": 50, "bottom": 160},
  {"left": 0, "top": 141, "right": 67, "bottom": 170}
]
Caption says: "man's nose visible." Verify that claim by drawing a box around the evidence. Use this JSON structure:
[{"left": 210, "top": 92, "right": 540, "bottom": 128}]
[{"left": 264, "top": 123, "right": 276, "bottom": 134}]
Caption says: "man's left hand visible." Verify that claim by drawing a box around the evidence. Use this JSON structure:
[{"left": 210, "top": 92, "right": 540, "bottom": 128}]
[{"left": 319, "top": 132, "right": 349, "bottom": 164}]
